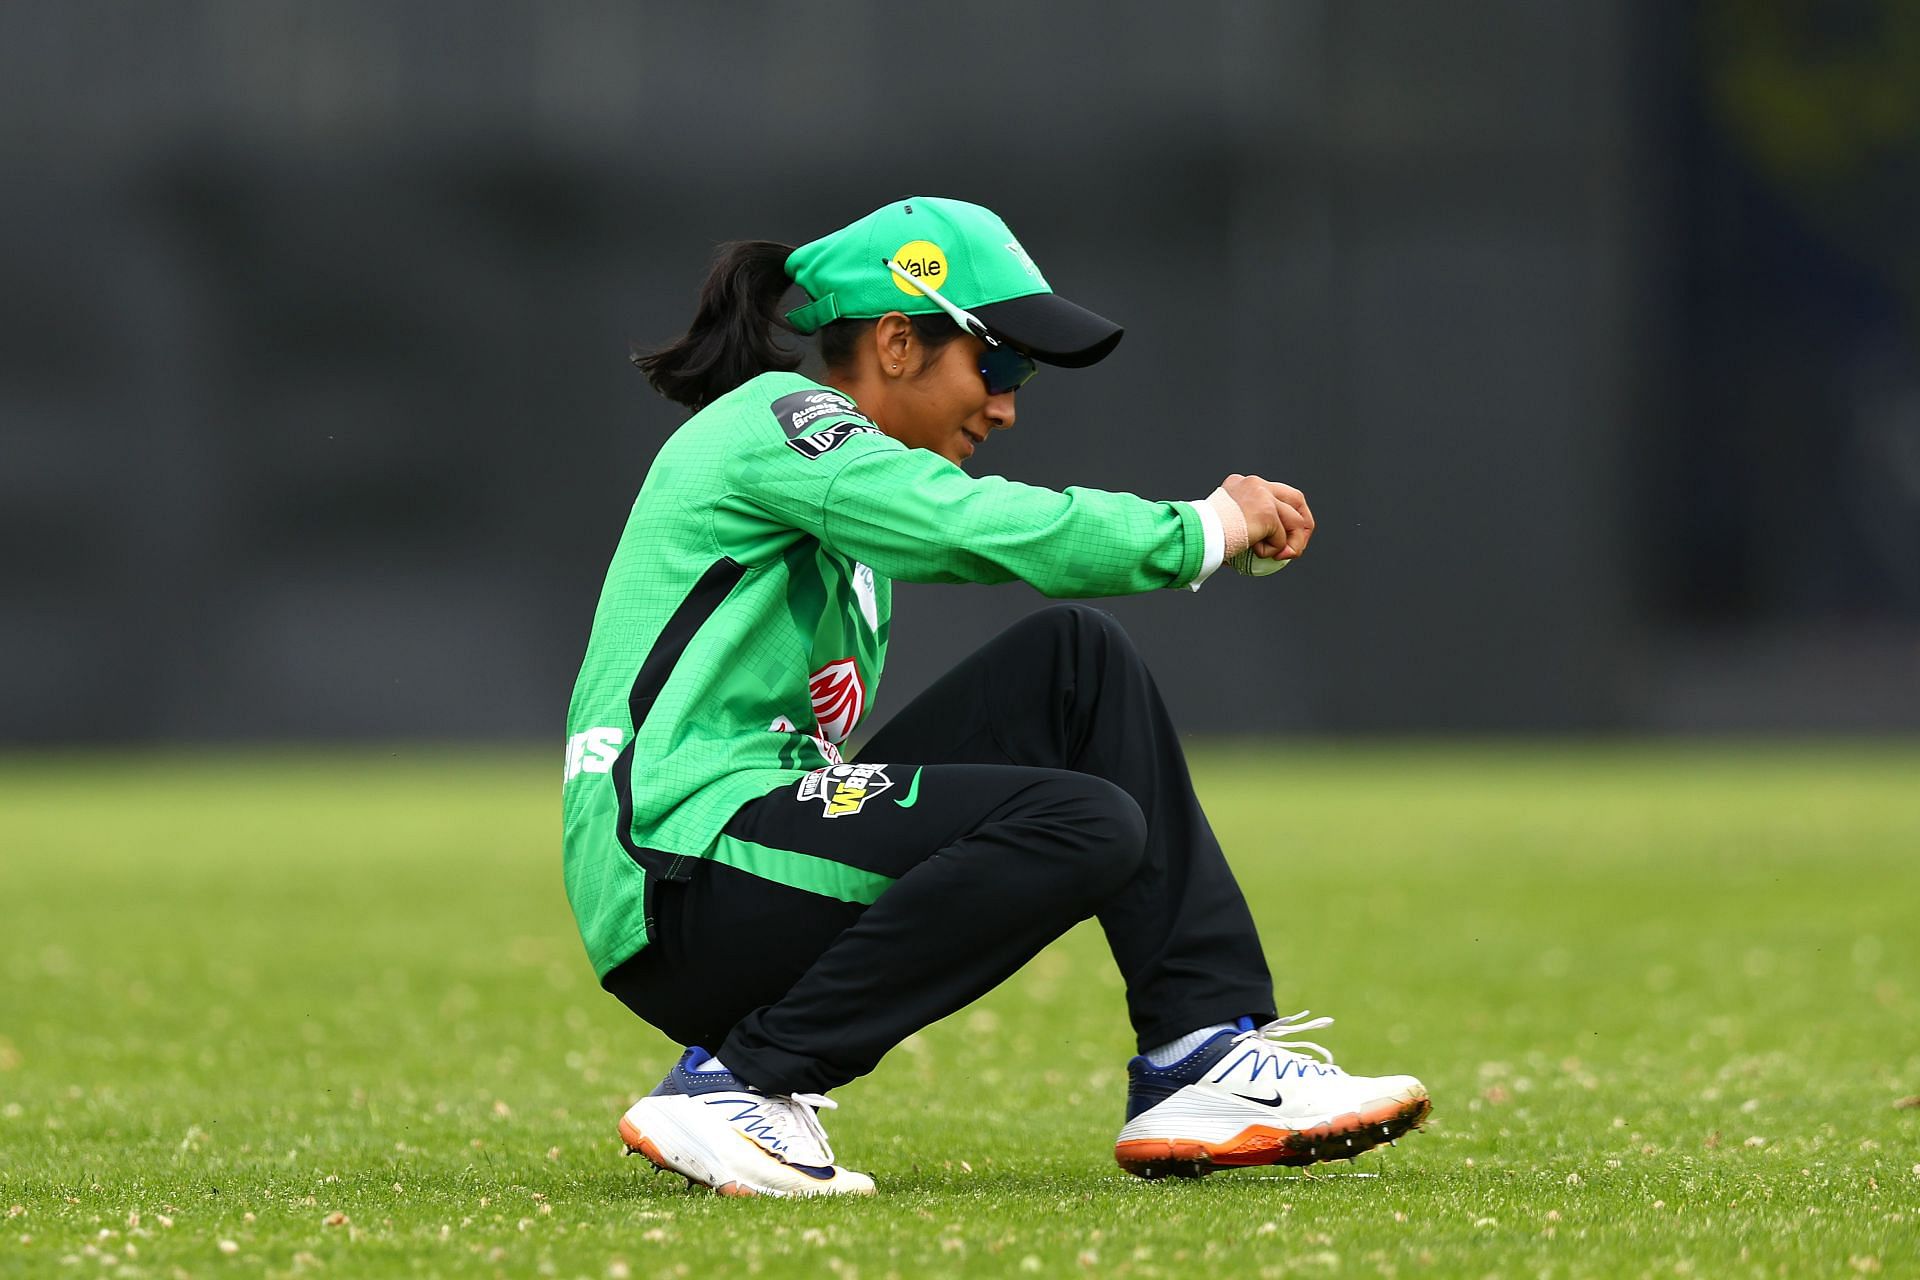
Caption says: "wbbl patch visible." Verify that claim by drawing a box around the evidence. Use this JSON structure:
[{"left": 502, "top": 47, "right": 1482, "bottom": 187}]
[
  {"left": 795, "top": 762, "right": 893, "bottom": 818},
  {"left": 787, "top": 420, "right": 882, "bottom": 459},
  {"left": 769, "top": 389, "right": 881, "bottom": 459}
]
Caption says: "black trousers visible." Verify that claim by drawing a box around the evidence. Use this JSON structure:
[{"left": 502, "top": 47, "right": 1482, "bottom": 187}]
[{"left": 604, "top": 604, "right": 1276, "bottom": 1095}]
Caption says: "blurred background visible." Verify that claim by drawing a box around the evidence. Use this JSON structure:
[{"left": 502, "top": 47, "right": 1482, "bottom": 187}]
[{"left": 3, "top": 0, "right": 1917, "bottom": 744}]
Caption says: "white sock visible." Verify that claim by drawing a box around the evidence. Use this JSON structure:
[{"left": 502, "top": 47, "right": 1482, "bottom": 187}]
[
  {"left": 1144, "top": 1023, "right": 1237, "bottom": 1067},
  {"left": 692, "top": 1054, "right": 731, "bottom": 1073}
]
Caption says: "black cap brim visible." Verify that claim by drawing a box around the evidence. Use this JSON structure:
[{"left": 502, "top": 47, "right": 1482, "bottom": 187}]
[{"left": 969, "top": 292, "right": 1123, "bottom": 368}]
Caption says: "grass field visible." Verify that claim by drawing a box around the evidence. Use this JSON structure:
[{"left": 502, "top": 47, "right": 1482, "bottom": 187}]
[{"left": 2, "top": 743, "right": 1918, "bottom": 1278}]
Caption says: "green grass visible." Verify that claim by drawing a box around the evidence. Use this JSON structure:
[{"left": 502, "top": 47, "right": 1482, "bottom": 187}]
[{"left": 2, "top": 743, "right": 1918, "bottom": 1278}]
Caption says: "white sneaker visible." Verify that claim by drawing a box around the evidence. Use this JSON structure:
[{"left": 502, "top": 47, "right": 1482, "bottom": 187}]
[
  {"left": 619, "top": 1048, "right": 875, "bottom": 1197},
  {"left": 1114, "top": 1012, "right": 1430, "bottom": 1179}
]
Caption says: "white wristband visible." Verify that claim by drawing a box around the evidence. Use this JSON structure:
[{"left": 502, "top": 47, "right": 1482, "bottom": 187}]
[{"left": 1184, "top": 490, "right": 1248, "bottom": 591}]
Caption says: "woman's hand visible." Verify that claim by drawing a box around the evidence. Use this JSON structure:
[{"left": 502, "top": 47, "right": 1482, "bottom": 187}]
[{"left": 1220, "top": 474, "right": 1315, "bottom": 563}]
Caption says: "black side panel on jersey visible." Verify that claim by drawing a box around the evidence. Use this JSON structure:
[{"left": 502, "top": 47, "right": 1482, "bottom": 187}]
[{"left": 610, "top": 557, "right": 748, "bottom": 883}]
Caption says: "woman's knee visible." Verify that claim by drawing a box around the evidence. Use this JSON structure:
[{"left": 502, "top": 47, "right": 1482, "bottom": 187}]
[
  {"left": 1019, "top": 603, "right": 1137, "bottom": 657},
  {"left": 1030, "top": 772, "right": 1147, "bottom": 894}
]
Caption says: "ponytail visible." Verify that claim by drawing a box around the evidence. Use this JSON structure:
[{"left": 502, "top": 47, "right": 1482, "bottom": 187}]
[{"left": 633, "top": 240, "right": 798, "bottom": 410}]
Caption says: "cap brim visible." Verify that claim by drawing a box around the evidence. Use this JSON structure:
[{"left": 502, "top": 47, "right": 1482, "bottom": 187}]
[{"left": 969, "top": 292, "right": 1123, "bottom": 368}]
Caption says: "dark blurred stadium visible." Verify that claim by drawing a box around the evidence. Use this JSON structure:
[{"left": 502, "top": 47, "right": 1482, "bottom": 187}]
[{"left": 4, "top": 0, "right": 1917, "bottom": 743}]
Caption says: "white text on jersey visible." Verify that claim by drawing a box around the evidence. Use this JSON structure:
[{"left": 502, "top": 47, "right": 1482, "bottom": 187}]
[{"left": 564, "top": 727, "right": 625, "bottom": 782}]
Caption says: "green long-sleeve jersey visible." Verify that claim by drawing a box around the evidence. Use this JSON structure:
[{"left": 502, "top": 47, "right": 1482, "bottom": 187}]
[{"left": 562, "top": 371, "right": 1214, "bottom": 978}]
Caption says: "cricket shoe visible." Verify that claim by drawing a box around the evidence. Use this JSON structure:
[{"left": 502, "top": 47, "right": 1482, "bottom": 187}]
[
  {"left": 1114, "top": 1011, "right": 1430, "bottom": 1179},
  {"left": 618, "top": 1048, "right": 875, "bottom": 1197}
]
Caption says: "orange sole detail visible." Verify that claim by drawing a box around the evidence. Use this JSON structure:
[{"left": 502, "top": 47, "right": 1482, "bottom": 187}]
[
  {"left": 617, "top": 1116, "right": 658, "bottom": 1161},
  {"left": 619, "top": 1115, "right": 759, "bottom": 1197},
  {"left": 1115, "top": 1093, "right": 1433, "bottom": 1180}
]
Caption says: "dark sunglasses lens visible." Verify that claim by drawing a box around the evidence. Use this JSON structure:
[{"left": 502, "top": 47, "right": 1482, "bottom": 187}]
[{"left": 980, "top": 345, "right": 1037, "bottom": 395}]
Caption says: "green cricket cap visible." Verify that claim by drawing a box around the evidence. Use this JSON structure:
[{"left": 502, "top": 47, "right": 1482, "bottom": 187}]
[{"left": 784, "top": 197, "right": 1123, "bottom": 368}]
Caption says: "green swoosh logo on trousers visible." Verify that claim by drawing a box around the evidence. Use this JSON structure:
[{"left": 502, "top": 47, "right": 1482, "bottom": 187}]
[{"left": 893, "top": 768, "right": 923, "bottom": 808}]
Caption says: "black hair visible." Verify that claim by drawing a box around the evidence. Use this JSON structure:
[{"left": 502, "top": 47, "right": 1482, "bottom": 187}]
[
  {"left": 634, "top": 241, "right": 799, "bottom": 411},
  {"left": 635, "top": 240, "right": 968, "bottom": 411}
]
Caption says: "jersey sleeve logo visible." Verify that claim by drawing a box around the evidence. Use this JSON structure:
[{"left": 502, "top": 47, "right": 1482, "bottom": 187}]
[
  {"left": 808, "top": 657, "right": 866, "bottom": 744},
  {"left": 769, "top": 389, "right": 882, "bottom": 460}
]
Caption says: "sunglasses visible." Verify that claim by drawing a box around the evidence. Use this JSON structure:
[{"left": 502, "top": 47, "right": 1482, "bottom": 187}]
[{"left": 884, "top": 258, "right": 1037, "bottom": 395}]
